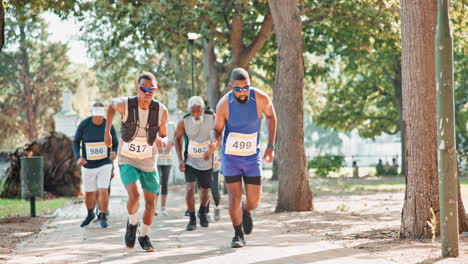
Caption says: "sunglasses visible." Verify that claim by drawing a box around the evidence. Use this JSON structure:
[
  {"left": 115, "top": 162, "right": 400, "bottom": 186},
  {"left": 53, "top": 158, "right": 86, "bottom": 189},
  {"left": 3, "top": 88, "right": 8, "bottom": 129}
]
[
  {"left": 233, "top": 85, "right": 249, "bottom": 92},
  {"left": 139, "top": 85, "right": 157, "bottom": 93}
]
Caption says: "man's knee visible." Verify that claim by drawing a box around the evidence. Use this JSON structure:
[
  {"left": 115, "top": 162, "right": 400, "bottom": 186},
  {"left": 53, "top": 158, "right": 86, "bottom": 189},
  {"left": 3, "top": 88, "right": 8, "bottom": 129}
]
[
  {"left": 128, "top": 191, "right": 140, "bottom": 202},
  {"left": 245, "top": 200, "right": 259, "bottom": 210},
  {"left": 145, "top": 201, "right": 155, "bottom": 211},
  {"left": 186, "top": 183, "right": 196, "bottom": 195},
  {"left": 229, "top": 194, "right": 242, "bottom": 207}
]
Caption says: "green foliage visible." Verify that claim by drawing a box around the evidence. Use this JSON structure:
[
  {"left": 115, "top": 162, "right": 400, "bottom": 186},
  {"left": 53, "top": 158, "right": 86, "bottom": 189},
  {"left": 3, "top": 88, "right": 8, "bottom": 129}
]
[
  {"left": 302, "top": 0, "right": 402, "bottom": 139},
  {"left": 452, "top": 0, "right": 468, "bottom": 155},
  {"left": 304, "top": 113, "right": 343, "bottom": 155},
  {"left": 0, "top": 4, "right": 76, "bottom": 147},
  {"left": 308, "top": 154, "right": 345, "bottom": 177},
  {"left": 304, "top": 0, "right": 466, "bottom": 147},
  {"left": 75, "top": 0, "right": 273, "bottom": 105}
]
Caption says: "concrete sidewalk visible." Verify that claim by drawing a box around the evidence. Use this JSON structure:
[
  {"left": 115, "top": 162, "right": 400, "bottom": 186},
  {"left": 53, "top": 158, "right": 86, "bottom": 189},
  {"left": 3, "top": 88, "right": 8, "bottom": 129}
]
[{"left": 6, "top": 172, "right": 398, "bottom": 264}]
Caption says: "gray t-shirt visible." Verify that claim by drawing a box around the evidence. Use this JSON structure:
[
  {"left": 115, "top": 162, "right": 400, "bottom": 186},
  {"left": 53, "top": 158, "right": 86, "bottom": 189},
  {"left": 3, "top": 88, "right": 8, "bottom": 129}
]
[
  {"left": 183, "top": 113, "right": 215, "bottom": 170},
  {"left": 117, "top": 97, "right": 167, "bottom": 172},
  {"left": 157, "top": 121, "right": 175, "bottom": 166}
]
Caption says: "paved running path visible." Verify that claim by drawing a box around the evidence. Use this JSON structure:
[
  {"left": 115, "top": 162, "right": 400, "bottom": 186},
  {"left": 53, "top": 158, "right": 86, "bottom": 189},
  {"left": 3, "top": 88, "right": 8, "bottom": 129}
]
[{"left": 7, "top": 169, "right": 397, "bottom": 264}]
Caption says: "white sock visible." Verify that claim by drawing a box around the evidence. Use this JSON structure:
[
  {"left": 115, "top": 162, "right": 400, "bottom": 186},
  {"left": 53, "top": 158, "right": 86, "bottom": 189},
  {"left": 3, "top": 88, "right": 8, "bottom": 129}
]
[
  {"left": 129, "top": 213, "right": 138, "bottom": 225},
  {"left": 141, "top": 224, "right": 151, "bottom": 237}
]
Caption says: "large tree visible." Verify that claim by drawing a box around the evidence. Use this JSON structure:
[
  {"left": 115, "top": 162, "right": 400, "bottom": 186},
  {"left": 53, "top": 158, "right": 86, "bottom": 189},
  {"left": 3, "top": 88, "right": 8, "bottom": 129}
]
[
  {"left": 269, "top": 0, "right": 313, "bottom": 212},
  {"left": 0, "top": 5, "right": 75, "bottom": 146},
  {"left": 399, "top": 0, "right": 468, "bottom": 238},
  {"left": 77, "top": 0, "right": 273, "bottom": 108}
]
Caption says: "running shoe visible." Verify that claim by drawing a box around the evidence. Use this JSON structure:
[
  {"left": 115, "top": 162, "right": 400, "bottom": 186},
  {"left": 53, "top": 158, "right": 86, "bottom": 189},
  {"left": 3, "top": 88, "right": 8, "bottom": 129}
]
[
  {"left": 99, "top": 213, "right": 108, "bottom": 228},
  {"left": 80, "top": 212, "right": 95, "bottom": 227},
  {"left": 124, "top": 220, "right": 138, "bottom": 248},
  {"left": 138, "top": 235, "right": 154, "bottom": 252},
  {"left": 231, "top": 235, "right": 246, "bottom": 248},
  {"left": 186, "top": 217, "right": 197, "bottom": 231},
  {"left": 214, "top": 208, "right": 221, "bottom": 221}
]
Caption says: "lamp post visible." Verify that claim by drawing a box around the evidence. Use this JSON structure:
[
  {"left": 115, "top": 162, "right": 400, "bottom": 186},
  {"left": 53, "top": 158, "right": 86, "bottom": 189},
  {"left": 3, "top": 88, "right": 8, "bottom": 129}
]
[
  {"left": 436, "top": 0, "right": 458, "bottom": 257},
  {"left": 187, "top": 32, "right": 201, "bottom": 97}
]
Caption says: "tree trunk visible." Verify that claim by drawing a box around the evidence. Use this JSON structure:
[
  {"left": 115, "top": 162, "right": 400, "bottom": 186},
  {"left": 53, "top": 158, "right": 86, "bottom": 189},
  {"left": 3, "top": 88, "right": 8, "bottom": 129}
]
[
  {"left": 271, "top": 158, "right": 278, "bottom": 181},
  {"left": 399, "top": 0, "right": 468, "bottom": 239},
  {"left": 202, "top": 40, "right": 221, "bottom": 109},
  {"left": 400, "top": 0, "right": 439, "bottom": 239},
  {"left": 0, "top": 132, "right": 82, "bottom": 198},
  {"left": 202, "top": 4, "right": 273, "bottom": 108},
  {"left": 18, "top": 22, "right": 37, "bottom": 141},
  {"left": 392, "top": 61, "right": 405, "bottom": 176},
  {"left": 269, "top": 0, "right": 313, "bottom": 212},
  {"left": 0, "top": 2, "right": 4, "bottom": 53}
]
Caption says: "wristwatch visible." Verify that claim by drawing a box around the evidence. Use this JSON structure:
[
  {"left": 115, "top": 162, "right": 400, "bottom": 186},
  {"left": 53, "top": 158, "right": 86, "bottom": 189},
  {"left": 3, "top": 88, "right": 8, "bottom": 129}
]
[{"left": 267, "top": 144, "right": 275, "bottom": 149}]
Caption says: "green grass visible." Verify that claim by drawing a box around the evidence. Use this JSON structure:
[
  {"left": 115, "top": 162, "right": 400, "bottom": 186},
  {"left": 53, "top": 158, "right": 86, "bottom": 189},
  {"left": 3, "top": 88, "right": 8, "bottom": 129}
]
[
  {"left": 310, "top": 177, "right": 406, "bottom": 194},
  {"left": 0, "top": 197, "right": 71, "bottom": 218},
  {"left": 460, "top": 179, "right": 468, "bottom": 185},
  {"left": 311, "top": 183, "right": 406, "bottom": 194},
  {"left": 310, "top": 177, "right": 468, "bottom": 195}
]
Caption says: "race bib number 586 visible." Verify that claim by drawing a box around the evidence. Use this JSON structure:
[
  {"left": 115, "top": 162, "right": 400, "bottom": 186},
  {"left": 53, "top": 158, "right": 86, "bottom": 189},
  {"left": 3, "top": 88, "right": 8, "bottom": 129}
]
[
  {"left": 121, "top": 137, "right": 152, "bottom": 159},
  {"left": 225, "top": 132, "right": 257, "bottom": 156}
]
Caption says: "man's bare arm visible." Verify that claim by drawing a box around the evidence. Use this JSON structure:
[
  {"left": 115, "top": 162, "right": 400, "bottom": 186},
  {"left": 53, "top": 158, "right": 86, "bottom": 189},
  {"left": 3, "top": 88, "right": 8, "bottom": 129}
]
[
  {"left": 159, "top": 109, "right": 168, "bottom": 138},
  {"left": 262, "top": 94, "right": 277, "bottom": 147},
  {"left": 104, "top": 98, "right": 125, "bottom": 147},
  {"left": 213, "top": 96, "right": 228, "bottom": 147},
  {"left": 174, "top": 120, "right": 185, "bottom": 162}
]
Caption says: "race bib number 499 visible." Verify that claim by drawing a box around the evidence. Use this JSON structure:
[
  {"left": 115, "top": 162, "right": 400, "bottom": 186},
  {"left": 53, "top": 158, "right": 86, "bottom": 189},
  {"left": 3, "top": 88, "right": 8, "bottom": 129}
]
[
  {"left": 188, "top": 140, "right": 210, "bottom": 158},
  {"left": 85, "top": 142, "right": 107, "bottom": 160},
  {"left": 121, "top": 137, "right": 152, "bottom": 159},
  {"left": 225, "top": 132, "right": 257, "bottom": 156}
]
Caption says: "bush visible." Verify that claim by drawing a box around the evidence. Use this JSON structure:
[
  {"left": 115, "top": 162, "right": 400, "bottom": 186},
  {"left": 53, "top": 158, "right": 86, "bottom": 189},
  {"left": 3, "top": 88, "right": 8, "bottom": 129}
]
[
  {"left": 376, "top": 160, "right": 399, "bottom": 176},
  {"left": 376, "top": 163, "right": 386, "bottom": 176},
  {"left": 308, "top": 154, "right": 345, "bottom": 177}
]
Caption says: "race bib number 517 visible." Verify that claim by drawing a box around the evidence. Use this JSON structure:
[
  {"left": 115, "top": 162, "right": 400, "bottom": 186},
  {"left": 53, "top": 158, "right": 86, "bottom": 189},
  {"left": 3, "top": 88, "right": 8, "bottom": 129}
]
[
  {"left": 225, "top": 132, "right": 257, "bottom": 156},
  {"left": 121, "top": 137, "right": 152, "bottom": 159}
]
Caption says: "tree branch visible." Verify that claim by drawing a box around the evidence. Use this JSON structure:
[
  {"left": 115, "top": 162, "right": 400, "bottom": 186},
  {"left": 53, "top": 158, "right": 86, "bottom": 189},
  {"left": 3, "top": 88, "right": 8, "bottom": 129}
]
[
  {"left": 302, "top": 15, "right": 329, "bottom": 25},
  {"left": 242, "top": 12, "right": 273, "bottom": 66},
  {"left": 204, "top": 17, "right": 229, "bottom": 40},
  {"left": 372, "top": 86, "right": 393, "bottom": 97},
  {"left": 250, "top": 69, "right": 272, "bottom": 85},
  {"left": 230, "top": 2, "right": 244, "bottom": 59}
]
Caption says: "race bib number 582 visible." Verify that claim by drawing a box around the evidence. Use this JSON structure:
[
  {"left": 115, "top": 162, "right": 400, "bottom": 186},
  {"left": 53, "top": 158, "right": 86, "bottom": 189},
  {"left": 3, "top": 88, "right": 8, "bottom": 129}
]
[
  {"left": 225, "top": 132, "right": 257, "bottom": 156},
  {"left": 188, "top": 140, "right": 210, "bottom": 158}
]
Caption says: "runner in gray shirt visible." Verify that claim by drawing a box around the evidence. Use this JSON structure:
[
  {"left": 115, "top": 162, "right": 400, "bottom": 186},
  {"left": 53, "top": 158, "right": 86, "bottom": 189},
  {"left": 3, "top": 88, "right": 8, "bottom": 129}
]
[{"left": 175, "top": 96, "right": 216, "bottom": 231}]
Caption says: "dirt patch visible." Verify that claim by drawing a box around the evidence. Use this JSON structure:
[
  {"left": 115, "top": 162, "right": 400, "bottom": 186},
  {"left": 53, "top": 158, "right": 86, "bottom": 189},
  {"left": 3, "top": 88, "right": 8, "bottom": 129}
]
[
  {"left": 255, "top": 187, "right": 468, "bottom": 263},
  {"left": 0, "top": 216, "right": 47, "bottom": 254}
]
